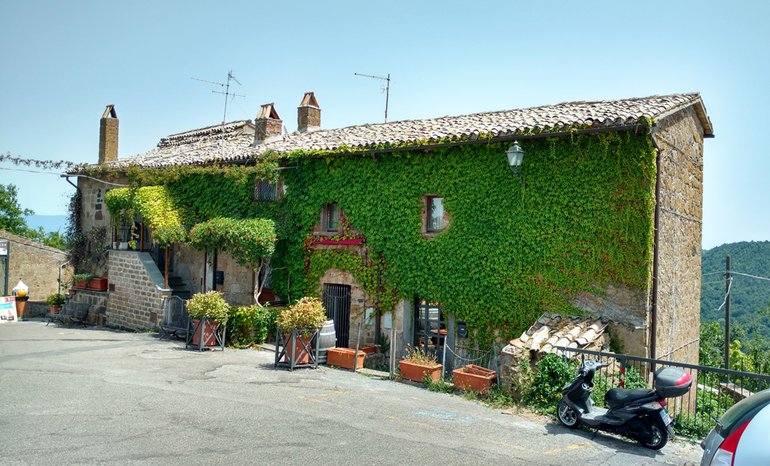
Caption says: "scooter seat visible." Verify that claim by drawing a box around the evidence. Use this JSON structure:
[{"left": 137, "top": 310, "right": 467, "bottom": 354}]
[{"left": 605, "top": 388, "right": 656, "bottom": 408}]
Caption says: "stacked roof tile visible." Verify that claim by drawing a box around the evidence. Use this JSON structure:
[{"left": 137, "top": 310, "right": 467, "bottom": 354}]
[{"left": 503, "top": 313, "right": 610, "bottom": 358}]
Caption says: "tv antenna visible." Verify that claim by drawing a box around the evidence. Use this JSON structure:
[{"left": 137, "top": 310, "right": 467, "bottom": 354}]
[
  {"left": 192, "top": 70, "right": 246, "bottom": 124},
  {"left": 354, "top": 72, "right": 391, "bottom": 122}
]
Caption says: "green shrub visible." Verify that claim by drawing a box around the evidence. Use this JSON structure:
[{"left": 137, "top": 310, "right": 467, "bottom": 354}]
[
  {"left": 227, "top": 305, "right": 278, "bottom": 347},
  {"left": 276, "top": 297, "right": 326, "bottom": 338},
  {"left": 186, "top": 291, "right": 230, "bottom": 325},
  {"left": 522, "top": 354, "right": 575, "bottom": 414},
  {"left": 45, "top": 293, "right": 66, "bottom": 306}
]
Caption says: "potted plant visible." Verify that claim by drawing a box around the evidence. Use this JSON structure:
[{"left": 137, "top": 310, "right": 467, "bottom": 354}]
[
  {"left": 399, "top": 345, "right": 442, "bottom": 383},
  {"left": 185, "top": 291, "right": 230, "bottom": 349},
  {"left": 87, "top": 276, "right": 108, "bottom": 292},
  {"left": 452, "top": 364, "right": 497, "bottom": 393},
  {"left": 45, "top": 293, "right": 66, "bottom": 315},
  {"left": 72, "top": 273, "right": 91, "bottom": 290},
  {"left": 275, "top": 297, "right": 326, "bottom": 366}
]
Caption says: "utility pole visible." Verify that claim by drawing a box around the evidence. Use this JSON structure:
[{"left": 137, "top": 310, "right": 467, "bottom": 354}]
[{"left": 725, "top": 255, "right": 731, "bottom": 370}]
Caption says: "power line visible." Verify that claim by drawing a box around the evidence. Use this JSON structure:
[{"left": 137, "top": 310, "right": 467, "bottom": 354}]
[
  {"left": 731, "top": 271, "right": 770, "bottom": 282},
  {"left": 0, "top": 166, "right": 64, "bottom": 175}
]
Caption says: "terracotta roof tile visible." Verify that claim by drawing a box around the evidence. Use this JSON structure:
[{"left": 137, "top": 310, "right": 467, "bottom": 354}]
[
  {"left": 502, "top": 313, "right": 610, "bottom": 358},
  {"left": 108, "top": 93, "right": 712, "bottom": 169}
]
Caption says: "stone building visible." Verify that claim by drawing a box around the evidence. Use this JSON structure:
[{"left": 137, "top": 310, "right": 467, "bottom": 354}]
[
  {"left": 71, "top": 92, "right": 712, "bottom": 366},
  {"left": 0, "top": 229, "right": 72, "bottom": 305}
]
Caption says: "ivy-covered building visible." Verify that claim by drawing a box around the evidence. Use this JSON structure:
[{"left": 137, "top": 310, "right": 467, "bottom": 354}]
[{"left": 71, "top": 92, "right": 713, "bottom": 364}]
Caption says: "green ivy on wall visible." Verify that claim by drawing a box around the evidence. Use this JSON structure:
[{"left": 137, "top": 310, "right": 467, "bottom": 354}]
[
  {"left": 98, "top": 130, "right": 656, "bottom": 343},
  {"left": 305, "top": 250, "right": 397, "bottom": 313},
  {"left": 272, "top": 131, "right": 656, "bottom": 341},
  {"left": 105, "top": 186, "right": 186, "bottom": 247}
]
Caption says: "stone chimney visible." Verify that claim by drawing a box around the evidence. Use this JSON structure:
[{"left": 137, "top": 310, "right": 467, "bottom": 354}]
[
  {"left": 253, "top": 103, "right": 282, "bottom": 144},
  {"left": 297, "top": 92, "right": 320, "bottom": 133},
  {"left": 98, "top": 105, "right": 118, "bottom": 164}
]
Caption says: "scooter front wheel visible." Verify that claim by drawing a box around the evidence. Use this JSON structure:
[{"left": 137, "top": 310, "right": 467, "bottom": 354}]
[{"left": 557, "top": 399, "right": 579, "bottom": 428}]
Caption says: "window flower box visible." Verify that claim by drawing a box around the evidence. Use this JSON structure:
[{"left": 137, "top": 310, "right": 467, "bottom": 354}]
[
  {"left": 452, "top": 364, "right": 496, "bottom": 393},
  {"left": 313, "top": 238, "right": 365, "bottom": 246},
  {"left": 87, "top": 277, "right": 108, "bottom": 292}
]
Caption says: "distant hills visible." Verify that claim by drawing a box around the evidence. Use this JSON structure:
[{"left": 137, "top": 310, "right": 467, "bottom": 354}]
[
  {"left": 24, "top": 214, "right": 67, "bottom": 233},
  {"left": 701, "top": 241, "right": 770, "bottom": 332}
]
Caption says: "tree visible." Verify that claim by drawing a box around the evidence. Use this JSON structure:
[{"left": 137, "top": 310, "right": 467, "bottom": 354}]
[{"left": 0, "top": 183, "right": 33, "bottom": 234}]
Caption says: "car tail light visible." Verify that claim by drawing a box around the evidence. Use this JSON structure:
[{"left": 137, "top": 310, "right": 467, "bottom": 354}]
[
  {"left": 659, "top": 399, "right": 667, "bottom": 408},
  {"left": 709, "top": 419, "right": 751, "bottom": 466}
]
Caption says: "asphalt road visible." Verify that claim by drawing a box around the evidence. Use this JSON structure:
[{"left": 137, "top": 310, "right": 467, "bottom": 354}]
[{"left": 0, "top": 322, "right": 703, "bottom": 465}]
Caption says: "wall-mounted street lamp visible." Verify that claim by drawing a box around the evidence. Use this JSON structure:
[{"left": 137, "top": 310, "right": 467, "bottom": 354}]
[{"left": 506, "top": 141, "right": 525, "bottom": 176}]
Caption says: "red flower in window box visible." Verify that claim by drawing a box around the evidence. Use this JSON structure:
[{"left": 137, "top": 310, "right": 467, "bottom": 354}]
[{"left": 313, "top": 238, "right": 365, "bottom": 246}]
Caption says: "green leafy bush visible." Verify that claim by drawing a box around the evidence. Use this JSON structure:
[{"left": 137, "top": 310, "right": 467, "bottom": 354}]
[
  {"left": 276, "top": 297, "right": 326, "bottom": 336},
  {"left": 522, "top": 354, "right": 575, "bottom": 413},
  {"left": 186, "top": 291, "right": 230, "bottom": 325},
  {"left": 227, "top": 305, "right": 278, "bottom": 346},
  {"left": 46, "top": 293, "right": 66, "bottom": 306}
]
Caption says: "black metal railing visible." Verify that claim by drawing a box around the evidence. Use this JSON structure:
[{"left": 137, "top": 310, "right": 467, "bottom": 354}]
[{"left": 555, "top": 346, "right": 770, "bottom": 437}]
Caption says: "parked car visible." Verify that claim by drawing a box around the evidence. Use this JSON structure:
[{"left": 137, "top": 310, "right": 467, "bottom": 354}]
[{"left": 700, "top": 388, "right": 770, "bottom": 465}]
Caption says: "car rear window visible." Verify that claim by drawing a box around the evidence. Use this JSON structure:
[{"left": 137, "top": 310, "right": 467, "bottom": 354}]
[{"left": 717, "top": 388, "right": 770, "bottom": 435}]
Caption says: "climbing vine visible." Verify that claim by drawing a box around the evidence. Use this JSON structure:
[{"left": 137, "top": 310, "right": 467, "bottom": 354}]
[{"left": 97, "top": 130, "right": 656, "bottom": 343}]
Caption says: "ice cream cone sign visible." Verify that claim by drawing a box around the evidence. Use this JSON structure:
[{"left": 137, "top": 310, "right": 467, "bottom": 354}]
[{"left": 12, "top": 280, "right": 28, "bottom": 298}]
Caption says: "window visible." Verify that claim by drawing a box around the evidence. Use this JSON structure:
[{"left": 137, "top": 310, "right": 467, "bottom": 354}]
[
  {"left": 426, "top": 196, "right": 445, "bottom": 232},
  {"left": 322, "top": 202, "right": 340, "bottom": 232},
  {"left": 253, "top": 179, "right": 278, "bottom": 202}
]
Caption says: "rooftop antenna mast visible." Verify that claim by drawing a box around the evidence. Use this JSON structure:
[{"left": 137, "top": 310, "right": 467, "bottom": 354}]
[
  {"left": 354, "top": 72, "right": 390, "bottom": 122},
  {"left": 192, "top": 70, "right": 246, "bottom": 124}
]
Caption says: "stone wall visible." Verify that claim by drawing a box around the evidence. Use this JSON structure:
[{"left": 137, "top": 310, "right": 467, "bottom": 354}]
[
  {"left": 106, "top": 250, "right": 170, "bottom": 330},
  {"left": 172, "top": 245, "right": 254, "bottom": 306},
  {"left": 651, "top": 106, "right": 705, "bottom": 365},
  {"left": 317, "top": 269, "right": 373, "bottom": 347},
  {"left": 0, "top": 229, "right": 72, "bottom": 299},
  {"left": 77, "top": 175, "right": 129, "bottom": 277},
  {"left": 69, "top": 289, "right": 109, "bottom": 325}
]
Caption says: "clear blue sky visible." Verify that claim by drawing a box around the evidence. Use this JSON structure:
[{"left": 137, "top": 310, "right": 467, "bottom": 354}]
[{"left": 1, "top": 0, "right": 767, "bottom": 249}]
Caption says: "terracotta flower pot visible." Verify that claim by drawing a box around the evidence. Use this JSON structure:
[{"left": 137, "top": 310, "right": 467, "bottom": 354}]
[
  {"left": 87, "top": 277, "right": 108, "bottom": 291},
  {"left": 452, "top": 364, "right": 497, "bottom": 393},
  {"left": 74, "top": 280, "right": 88, "bottom": 290},
  {"left": 399, "top": 359, "right": 442, "bottom": 383},
  {"left": 326, "top": 347, "right": 366, "bottom": 370},
  {"left": 48, "top": 305, "right": 62, "bottom": 315},
  {"left": 360, "top": 345, "right": 378, "bottom": 354}
]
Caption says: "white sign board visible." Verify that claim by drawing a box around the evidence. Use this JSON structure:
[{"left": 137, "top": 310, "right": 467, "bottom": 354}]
[{"left": 0, "top": 296, "right": 17, "bottom": 323}]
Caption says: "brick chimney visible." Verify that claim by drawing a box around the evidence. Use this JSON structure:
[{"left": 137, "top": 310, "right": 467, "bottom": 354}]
[
  {"left": 98, "top": 105, "right": 118, "bottom": 164},
  {"left": 253, "top": 103, "right": 282, "bottom": 144},
  {"left": 297, "top": 92, "right": 320, "bottom": 133}
]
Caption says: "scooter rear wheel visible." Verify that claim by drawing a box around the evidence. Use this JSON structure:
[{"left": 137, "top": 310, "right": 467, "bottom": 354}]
[
  {"left": 639, "top": 420, "right": 668, "bottom": 450},
  {"left": 557, "top": 399, "right": 579, "bottom": 428}
]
